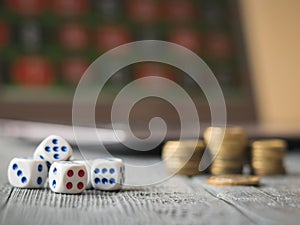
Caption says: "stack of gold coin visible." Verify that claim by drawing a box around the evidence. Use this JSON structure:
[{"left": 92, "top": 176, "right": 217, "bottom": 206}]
[
  {"left": 251, "top": 139, "right": 287, "bottom": 175},
  {"left": 204, "top": 126, "right": 247, "bottom": 175},
  {"left": 162, "top": 140, "right": 206, "bottom": 176}
]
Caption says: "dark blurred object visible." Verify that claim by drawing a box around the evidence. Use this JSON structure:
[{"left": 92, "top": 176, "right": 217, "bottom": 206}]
[{"left": 0, "top": 0, "right": 255, "bottom": 125}]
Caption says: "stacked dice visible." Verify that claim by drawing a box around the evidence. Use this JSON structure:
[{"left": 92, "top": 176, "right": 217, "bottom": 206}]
[{"left": 7, "top": 135, "right": 125, "bottom": 194}]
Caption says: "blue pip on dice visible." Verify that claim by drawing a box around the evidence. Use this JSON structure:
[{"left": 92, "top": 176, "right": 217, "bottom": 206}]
[{"left": 7, "top": 135, "right": 125, "bottom": 194}]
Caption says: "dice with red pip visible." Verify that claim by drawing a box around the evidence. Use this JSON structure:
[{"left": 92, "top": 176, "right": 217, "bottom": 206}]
[{"left": 49, "top": 161, "right": 87, "bottom": 194}]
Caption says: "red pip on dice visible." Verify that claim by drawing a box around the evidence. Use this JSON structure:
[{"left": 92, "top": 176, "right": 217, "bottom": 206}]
[{"left": 7, "top": 135, "right": 125, "bottom": 194}]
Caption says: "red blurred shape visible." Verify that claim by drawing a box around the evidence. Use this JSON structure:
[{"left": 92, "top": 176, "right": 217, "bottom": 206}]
[
  {"left": 53, "top": 0, "right": 89, "bottom": 16},
  {"left": 133, "top": 62, "right": 177, "bottom": 88},
  {"left": 169, "top": 28, "right": 202, "bottom": 52},
  {"left": 126, "top": 0, "right": 161, "bottom": 24},
  {"left": 206, "top": 33, "right": 234, "bottom": 59},
  {"left": 96, "top": 24, "right": 131, "bottom": 51},
  {"left": 6, "top": 0, "right": 47, "bottom": 15},
  {"left": 59, "top": 24, "right": 89, "bottom": 50},
  {"left": 165, "top": 0, "right": 198, "bottom": 23},
  {"left": 0, "top": 20, "right": 10, "bottom": 48},
  {"left": 11, "top": 56, "right": 54, "bottom": 87},
  {"left": 62, "top": 57, "right": 89, "bottom": 85}
]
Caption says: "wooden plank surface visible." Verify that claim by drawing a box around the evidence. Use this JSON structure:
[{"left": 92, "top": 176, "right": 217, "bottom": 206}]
[{"left": 1, "top": 137, "right": 300, "bottom": 225}]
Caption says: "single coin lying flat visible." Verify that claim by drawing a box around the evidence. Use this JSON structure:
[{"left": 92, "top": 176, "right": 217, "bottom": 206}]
[{"left": 206, "top": 174, "right": 260, "bottom": 186}]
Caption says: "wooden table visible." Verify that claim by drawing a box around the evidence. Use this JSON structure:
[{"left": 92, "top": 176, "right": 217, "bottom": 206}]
[{"left": 1, "top": 137, "right": 300, "bottom": 225}]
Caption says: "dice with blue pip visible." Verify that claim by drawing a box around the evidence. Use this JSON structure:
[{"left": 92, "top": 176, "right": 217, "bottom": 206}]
[
  {"left": 91, "top": 158, "right": 125, "bottom": 191},
  {"left": 7, "top": 157, "right": 48, "bottom": 188},
  {"left": 33, "top": 135, "right": 73, "bottom": 166},
  {"left": 7, "top": 133, "right": 126, "bottom": 193}
]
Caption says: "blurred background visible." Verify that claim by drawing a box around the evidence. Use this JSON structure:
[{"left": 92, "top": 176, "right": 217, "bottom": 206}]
[{"left": 0, "top": 0, "right": 299, "bottom": 139}]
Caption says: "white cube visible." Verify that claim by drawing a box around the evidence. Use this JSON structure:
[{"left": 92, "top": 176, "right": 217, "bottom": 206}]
[
  {"left": 33, "top": 135, "right": 73, "bottom": 165},
  {"left": 8, "top": 157, "right": 48, "bottom": 188},
  {"left": 91, "top": 158, "right": 125, "bottom": 191},
  {"left": 48, "top": 161, "right": 87, "bottom": 194},
  {"left": 73, "top": 160, "right": 93, "bottom": 189}
]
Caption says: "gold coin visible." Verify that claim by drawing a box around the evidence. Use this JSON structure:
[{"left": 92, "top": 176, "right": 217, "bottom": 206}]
[
  {"left": 209, "top": 151, "right": 239, "bottom": 158},
  {"left": 209, "top": 151, "right": 245, "bottom": 160},
  {"left": 204, "top": 126, "right": 246, "bottom": 137},
  {"left": 206, "top": 174, "right": 260, "bottom": 186},
  {"left": 252, "top": 150, "right": 285, "bottom": 158},
  {"left": 210, "top": 170, "right": 243, "bottom": 175},
  {"left": 213, "top": 156, "right": 244, "bottom": 161},
  {"left": 204, "top": 126, "right": 247, "bottom": 143},
  {"left": 164, "top": 140, "right": 205, "bottom": 149},
  {"left": 211, "top": 161, "right": 244, "bottom": 167},
  {"left": 208, "top": 140, "right": 247, "bottom": 147},
  {"left": 163, "top": 158, "right": 202, "bottom": 165},
  {"left": 252, "top": 170, "right": 286, "bottom": 176},
  {"left": 251, "top": 163, "right": 285, "bottom": 168},
  {"left": 210, "top": 164, "right": 244, "bottom": 169},
  {"left": 163, "top": 146, "right": 205, "bottom": 151},
  {"left": 209, "top": 145, "right": 246, "bottom": 153},
  {"left": 162, "top": 149, "right": 204, "bottom": 159},
  {"left": 252, "top": 171, "right": 286, "bottom": 176},
  {"left": 209, "top": 142, "right": 246, "bottom": 149},
  {"left": 214, "top": 156, "right": 244, "bottom": 161},
  {"left": 251, "top": 163, "right": 284, "bottom": 168},
  {"left": 163, "top": 141, "right": 205, "bottom": 161},
  {"left": 163, "top": 155, "right": 201, "bottom": 162},
  {"left": 166, "top": 165, "right": 200, "bottom": 170},
  {"left": 212, "top": 160, "right": 244, "bottom": 167},
  {"left": 165, "top": 162, "right": 200, "bottom": 169},
  {"left": 207, "top": 143, "right": 247, "bottom": 153},
  {"left": 210, "top": 167, "right": 242, "bottom": 172},
  {"left": 252, "top": 166, "right": 286, "bottom": 172},
  {"left": 210, "top": 167, "right": 243, "bottom": 175},
  {"left": 252, "top": 170, "right": 284, "bottom": 174},
  {"left": 251, "top": 166, "right": 285, "bottom": 171},
  {"left": 211, "top": 165, "right": 244, "bottom": 171},
  {"left": 252, "top": 158, "right": 283, "bottom": 164},
  {"left": 162, "top": 151, "right": 203, "bottom": 158},
  {"left": 252, "top": 139, "right": 287, "bottom": 149},
  {"left": 250, "top": 138, "right": 286, "bottom": 174},
  {"left": 164, "top": 158, "right": 200, "bottom": 165},
  {"left": 166, "top": 167, "right": 201, "bottom": 176},
  {"left": 251, "top": 152, "right": 284, "bottom": 160},
  {"left": 251, "top": 167, "right": 285, "bottom": 173}
]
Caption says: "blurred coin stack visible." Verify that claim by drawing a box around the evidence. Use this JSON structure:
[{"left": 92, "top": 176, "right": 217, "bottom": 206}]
[
  {"left": 204, "top": 127, "right": 247, "bottom": 175},
  {"left": 251, "top": 139, "right": 287, "bottom": 175},
  {"left": 162, "top": 140, "right": 206, "bottom": 176}
]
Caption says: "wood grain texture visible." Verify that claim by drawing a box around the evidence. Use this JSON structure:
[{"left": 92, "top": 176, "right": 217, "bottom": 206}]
[
  {"left": 201, "top": 180, "right": 300, "bottom": 225},
  {"left": 1, "top": 138, "right": 300, "bottom": 225},
  {"left": 0, "top": 178, "right": 252, "bottom": 225}
]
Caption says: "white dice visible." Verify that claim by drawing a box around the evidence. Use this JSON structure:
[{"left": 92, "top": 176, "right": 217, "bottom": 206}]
[
  {"left": 91, "top": 158, "right": 125, "bottom": 190},
  {"left": 8, "top": 157, "right": 48, "bottom": 188},
  {"left": 73, "top": 160, "right": 92, "bottom": 189},
  {"left": 33, "top": 135, "right": 73, "bottom": 165},
  {"left": 8, "top": 134, "right": 126, "bottom": 194},
  {"left": 49, "top": 161, "right": 87, "bottom": 194}
]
